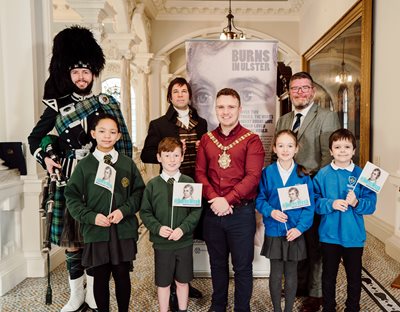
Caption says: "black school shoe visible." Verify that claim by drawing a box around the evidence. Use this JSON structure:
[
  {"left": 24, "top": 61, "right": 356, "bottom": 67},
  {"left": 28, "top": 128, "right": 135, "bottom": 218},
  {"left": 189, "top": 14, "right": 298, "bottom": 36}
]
[
  {"left": 189, "top": 283, "right": 203, "bottom": 299},
  {"left": 169, "top": 285, "right": 179, "bottom": 312},
  {"left": 169, "top": 282, "right": 203, "bottom": 311}
]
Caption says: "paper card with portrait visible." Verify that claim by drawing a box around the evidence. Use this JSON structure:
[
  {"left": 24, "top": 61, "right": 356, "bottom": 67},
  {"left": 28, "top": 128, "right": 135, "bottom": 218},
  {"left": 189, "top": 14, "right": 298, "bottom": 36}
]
[
  {"left": 95, "top": 162, "right": 116, "bottom": 193},
  {"left": 357, "top": 161, "right": 388, "bottom": 193},
  {"left": 172, "top": 182, "right": 202, "bottom": 207},
  {"left": 278, "top": 184, "right": 311, "bottom": 211}
]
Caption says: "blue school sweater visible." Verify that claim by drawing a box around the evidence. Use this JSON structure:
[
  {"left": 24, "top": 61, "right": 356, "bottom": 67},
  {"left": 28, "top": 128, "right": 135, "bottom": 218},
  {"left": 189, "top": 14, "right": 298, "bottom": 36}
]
[
  {"left": 313, "top": 164, "right": 377, "bottom": 247},
  {"left": 255, "top": 162, "right": 314, "bottom": 237}
]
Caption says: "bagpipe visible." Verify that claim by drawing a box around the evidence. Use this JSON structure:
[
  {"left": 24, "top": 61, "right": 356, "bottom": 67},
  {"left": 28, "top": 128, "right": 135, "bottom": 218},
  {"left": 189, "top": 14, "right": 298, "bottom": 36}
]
[{"left": 39, "top": 135, "right": 67, "bottom": 305}]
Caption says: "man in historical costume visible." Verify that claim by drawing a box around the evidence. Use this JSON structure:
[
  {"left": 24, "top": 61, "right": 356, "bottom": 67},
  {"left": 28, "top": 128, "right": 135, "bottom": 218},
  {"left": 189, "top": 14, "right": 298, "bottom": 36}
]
[
  {"left": 141, "top": 77, "right": 207, "bottom": 311},
  {"left": 195, "top": 88, "right": 265, "bottom": 312},
  {"left": 141, "top": 77, "right": 207, "bottom": 179},
  {"left": 28, "top": 26, "right": 132, "bottom": 312},
  {"left": 275, "top": 71, "right": 340, "bottom": 312}
]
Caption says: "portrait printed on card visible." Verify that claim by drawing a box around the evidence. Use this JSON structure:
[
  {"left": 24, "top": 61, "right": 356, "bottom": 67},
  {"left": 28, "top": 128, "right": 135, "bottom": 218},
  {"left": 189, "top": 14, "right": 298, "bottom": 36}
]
[{"left": 278, "top": 184, "right": 311, "bottom": 211}]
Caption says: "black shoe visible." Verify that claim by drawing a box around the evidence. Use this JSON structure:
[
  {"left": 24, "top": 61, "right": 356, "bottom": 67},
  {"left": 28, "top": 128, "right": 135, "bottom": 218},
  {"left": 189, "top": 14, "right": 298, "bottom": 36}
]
[
  {"left": 188, "top": 283, "right": 203, "bottom": 299},
  {"left": 169, "top": 288, "right": 179, "bottom": 312},
  {"left": 296, "top": 288, "right": 308, "bottom": 297}
]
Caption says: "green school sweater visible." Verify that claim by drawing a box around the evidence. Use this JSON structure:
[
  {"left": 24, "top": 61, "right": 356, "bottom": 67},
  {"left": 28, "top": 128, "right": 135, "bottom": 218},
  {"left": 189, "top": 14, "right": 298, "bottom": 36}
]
[
  {"left": 140, "top": 175, "right": 202, "bottom": 250},
  {"left": 65, "top": 153, "right": 145, "bottom": 243}
]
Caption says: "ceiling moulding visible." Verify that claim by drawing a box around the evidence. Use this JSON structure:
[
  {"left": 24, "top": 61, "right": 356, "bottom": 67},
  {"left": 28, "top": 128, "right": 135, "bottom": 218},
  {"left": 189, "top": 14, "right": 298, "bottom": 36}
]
[
  {"left": 149, "top": 0, "right": 305, "bottom": 21},
  {"left": 111, "top": 0, "right": 132, "bottom": 33},
  {"left": 66, "top": 0, "right": 116, "bottom": 23},
  {"left": 53, "top": 0, "right": 81, "bottom": 21}
]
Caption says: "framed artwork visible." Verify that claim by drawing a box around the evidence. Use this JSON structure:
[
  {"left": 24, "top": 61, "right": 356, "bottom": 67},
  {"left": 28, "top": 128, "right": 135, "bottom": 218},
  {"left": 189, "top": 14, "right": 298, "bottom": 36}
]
[{"left": 303, "top": 0, "right": 372, "bottom": 166}]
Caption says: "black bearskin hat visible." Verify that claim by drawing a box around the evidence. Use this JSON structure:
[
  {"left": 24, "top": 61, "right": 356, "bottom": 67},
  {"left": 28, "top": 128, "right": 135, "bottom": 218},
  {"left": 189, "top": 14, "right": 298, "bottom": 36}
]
[{"left": 43, "top": 26, "right": 105, "bottom": 99}]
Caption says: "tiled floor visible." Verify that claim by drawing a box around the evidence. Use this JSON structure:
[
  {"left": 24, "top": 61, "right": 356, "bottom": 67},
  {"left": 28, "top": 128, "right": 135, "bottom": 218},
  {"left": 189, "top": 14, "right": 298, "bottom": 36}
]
[{"left": 1, "top": 232, "right": 400, "bottom": 311}]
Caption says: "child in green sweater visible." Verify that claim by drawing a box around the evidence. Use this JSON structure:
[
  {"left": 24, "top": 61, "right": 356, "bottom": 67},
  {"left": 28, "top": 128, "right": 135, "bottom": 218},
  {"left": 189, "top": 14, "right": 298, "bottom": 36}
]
[
  {"left": 65, "top": 114, "right": 145, "bottom": 312},
  {"left": 140, "top": 137, "right": 202, "bottom": 312}
]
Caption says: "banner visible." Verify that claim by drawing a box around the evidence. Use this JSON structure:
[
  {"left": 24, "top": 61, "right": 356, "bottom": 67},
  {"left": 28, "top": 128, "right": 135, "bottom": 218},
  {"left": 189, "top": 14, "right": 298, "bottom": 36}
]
[{"left": 186, "top": 39, "right": 278, "bottom": 163}]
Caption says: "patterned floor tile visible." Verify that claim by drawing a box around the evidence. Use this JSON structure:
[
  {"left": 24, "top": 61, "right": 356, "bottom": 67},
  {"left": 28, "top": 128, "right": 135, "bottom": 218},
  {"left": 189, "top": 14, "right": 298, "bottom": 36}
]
[{"left": 1, "top": 232, "right": 400, "bottom": 311}]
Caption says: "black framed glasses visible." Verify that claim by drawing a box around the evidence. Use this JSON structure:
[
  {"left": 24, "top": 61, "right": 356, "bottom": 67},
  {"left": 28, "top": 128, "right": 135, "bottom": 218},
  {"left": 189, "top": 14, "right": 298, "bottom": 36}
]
[{"left": 289, "top": 85, "right": 313, "bottom": 93}]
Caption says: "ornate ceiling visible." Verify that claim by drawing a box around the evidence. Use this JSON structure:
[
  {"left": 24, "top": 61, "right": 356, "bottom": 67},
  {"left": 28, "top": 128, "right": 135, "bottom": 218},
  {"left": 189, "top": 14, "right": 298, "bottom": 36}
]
[
  {"left": 144, "top": 0, "right": 307, "bottom": 21},
  {"left": 52, "top": 0, "right": 309, "bottom": 25},
  {"left": 51, "top": 0, "right": 309, "bottom": 69}
]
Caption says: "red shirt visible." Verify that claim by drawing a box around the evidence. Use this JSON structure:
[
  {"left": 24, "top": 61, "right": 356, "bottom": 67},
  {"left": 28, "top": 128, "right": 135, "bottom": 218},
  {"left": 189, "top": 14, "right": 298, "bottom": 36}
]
[{"left": 195, "top": 123, "right": 265, "bottom": 205}]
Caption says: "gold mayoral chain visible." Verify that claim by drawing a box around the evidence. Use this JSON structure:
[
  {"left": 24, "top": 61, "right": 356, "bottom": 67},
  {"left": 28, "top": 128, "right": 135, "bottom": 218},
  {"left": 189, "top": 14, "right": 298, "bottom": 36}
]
[{"left": 207, "top": 131, "right": 254, "bottom": 169}]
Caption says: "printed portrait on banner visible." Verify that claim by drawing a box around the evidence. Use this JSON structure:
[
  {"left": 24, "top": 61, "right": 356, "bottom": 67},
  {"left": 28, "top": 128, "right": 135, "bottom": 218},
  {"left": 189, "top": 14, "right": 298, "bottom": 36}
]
[{"left": 186, "top": 39, "right": 278, "bottom": 164}]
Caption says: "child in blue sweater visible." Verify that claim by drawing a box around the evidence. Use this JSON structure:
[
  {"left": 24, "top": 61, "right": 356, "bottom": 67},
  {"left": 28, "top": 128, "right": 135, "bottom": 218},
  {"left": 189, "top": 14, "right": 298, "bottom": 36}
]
[
  {"left": 256, "top": 130, "right": 314, "bottom": 312},
  {"left": 313, "top": 128, "right": 377, "bottom": 312}
]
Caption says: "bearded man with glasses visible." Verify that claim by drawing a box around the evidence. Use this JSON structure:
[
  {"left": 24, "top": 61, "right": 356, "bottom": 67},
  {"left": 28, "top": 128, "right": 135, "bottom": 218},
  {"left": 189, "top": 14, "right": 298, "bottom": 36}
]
[{"left": 275, "top": 71, "right": 340, "bottom": 312}]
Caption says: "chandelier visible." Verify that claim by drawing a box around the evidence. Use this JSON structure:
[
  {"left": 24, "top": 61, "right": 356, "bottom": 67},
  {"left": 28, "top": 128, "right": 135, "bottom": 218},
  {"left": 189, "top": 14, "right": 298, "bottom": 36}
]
[
  {"left": 220, "top": 0, "right": 246, "bottom": 40},
  {"left": 335, "top": 38, "right": 352, "bottom": 84}
]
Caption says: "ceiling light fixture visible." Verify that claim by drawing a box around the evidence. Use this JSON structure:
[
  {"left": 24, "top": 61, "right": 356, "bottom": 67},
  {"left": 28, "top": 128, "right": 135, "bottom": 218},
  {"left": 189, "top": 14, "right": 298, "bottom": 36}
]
[
  {"left": 220, "top": 0, "right": 246, "bottom": 40},
  {"left": 335, "top": 38, "right": 353, "bottom": 84}
]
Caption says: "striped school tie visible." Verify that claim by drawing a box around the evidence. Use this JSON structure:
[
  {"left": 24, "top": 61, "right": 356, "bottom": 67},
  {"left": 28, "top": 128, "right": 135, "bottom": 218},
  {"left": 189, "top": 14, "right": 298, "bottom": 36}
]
[{"left": 104, "top": 154, "right": 112, "bottom": 165}]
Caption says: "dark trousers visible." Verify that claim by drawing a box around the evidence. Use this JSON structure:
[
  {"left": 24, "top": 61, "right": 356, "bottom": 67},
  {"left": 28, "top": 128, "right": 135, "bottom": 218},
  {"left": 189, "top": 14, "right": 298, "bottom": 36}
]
[
  {"left": 297, "top": 213, "right": 323, "bottom": 297},
  {"left": 321, "top": 243, "right": 363, "bottom": 312},
  {"left": 203, "top": 203, "right": 256, "bottom": 312},
  {"left": 269, "top": 259, "right": 298, "bottom": 312},
  {"left": 92, "top": 261, "right": 131, "bottom": 312}
]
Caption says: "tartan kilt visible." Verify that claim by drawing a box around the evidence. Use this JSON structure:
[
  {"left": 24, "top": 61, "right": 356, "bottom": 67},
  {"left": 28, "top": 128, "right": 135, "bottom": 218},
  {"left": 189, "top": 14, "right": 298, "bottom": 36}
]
[{"left": 50, "top": 185, "right": 83, "bottom": 248}]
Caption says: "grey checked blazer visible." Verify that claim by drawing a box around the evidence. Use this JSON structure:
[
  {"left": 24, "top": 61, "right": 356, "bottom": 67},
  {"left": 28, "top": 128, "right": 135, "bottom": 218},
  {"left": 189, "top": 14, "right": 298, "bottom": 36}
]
[{"left": 275, "top": 103, "right": 340, "bottom": 174}]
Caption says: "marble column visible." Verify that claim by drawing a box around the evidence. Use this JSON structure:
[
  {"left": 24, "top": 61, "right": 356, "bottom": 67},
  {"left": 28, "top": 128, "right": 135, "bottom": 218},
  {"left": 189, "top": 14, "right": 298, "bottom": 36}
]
[
  {"left": 134, "top": 53, "right": 153, "bottom": 148},
  {"left": 0, "top": 0, "right": 60, "bottom": 296},
  {"left": 151, "top": 55, "right": 171, "bottom": 117},
  {"left": 120, "top": 54, "right": 133, "bottom": 135}
]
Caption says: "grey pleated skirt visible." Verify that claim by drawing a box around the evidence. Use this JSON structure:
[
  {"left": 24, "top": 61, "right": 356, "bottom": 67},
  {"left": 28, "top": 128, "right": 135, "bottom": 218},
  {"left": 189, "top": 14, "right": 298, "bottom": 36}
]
[{"left": 261, "top": 235, "right": 307, "bottom": 261}]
